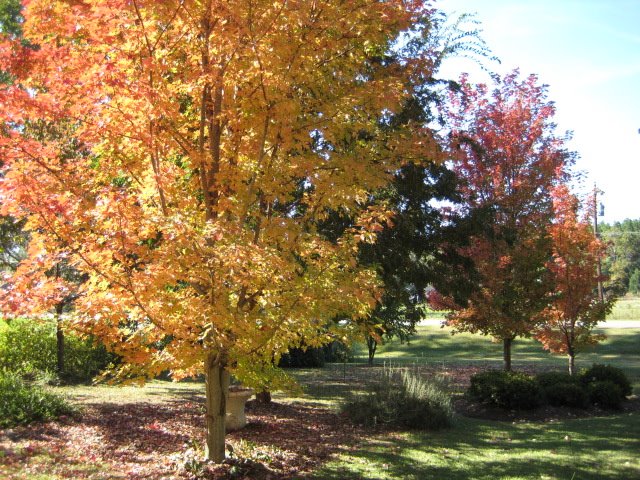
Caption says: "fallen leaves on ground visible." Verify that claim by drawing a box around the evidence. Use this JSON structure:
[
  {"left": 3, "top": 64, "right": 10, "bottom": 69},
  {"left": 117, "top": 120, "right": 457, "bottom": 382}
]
[{"left": 0, "top": 398, "right": 359, "bottom": 479}]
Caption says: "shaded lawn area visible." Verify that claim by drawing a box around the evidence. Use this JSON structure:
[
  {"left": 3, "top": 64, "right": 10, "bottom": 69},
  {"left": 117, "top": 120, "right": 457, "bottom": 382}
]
[{"left": 0, "top": 383, "right": 360, "bottom": 479}]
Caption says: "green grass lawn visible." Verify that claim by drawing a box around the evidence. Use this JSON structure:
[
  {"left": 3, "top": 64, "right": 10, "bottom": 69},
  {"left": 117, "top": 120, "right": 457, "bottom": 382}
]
[
  {"left": 315, "top": 413, "right": 640, "bottom": 480},
  {"left": 293, "top": 326, "right": 640, "bottom": 479},
  {"left": 425, "top": 295, "right": 640, "bottom": 321},
  {"left": 349, "top": 326, "right": 640, "bottom": 391}
]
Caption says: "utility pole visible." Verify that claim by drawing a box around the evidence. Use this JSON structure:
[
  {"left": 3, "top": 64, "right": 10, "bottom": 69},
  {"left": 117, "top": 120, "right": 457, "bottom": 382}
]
[{"left": 593, "top": 184, "right": 604, "bottom": 302}]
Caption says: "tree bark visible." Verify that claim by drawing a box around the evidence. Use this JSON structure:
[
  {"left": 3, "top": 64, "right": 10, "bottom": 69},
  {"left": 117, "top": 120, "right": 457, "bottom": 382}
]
[
  {"left": 205, "top": 355, "right": 229, "bottom": 462},
  {"left": 568, "top": 352, "right": 576, "bottom": 376},
  {"left": 55, "top": 303, "right": 65, "bottom": 376},
  {"left": 503, "top": 337, "right": 513, "bottom": 371},
  {"left": 256, "top": 390, "right": 272, "bottom": 404},
  {"left": 366, "top": 335, "right": 377, "bottom": 366}
]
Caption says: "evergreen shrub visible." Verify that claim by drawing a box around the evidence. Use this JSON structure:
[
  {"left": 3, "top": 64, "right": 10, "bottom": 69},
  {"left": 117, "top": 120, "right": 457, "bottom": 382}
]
[
  {"left": 467, "top": 370, "right": 543, "bottom": 410},
  {"left": 0, "top": 371, "right": 75, "bottom": 427},
  {"left": 580, "top": 364, "right": 632, "bottom": 397},
  {"left": 543, "top": 382, "right": 589, "bottom": 408},
  {"left": 588, "top": 381, "right": 624, "bottom": 410}
]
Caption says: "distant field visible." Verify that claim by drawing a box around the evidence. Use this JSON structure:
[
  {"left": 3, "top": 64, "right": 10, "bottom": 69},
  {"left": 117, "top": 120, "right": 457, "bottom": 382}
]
[
  {"left": 425, "top": 296, "right": 640, "bottom": 322},
  {"left": 608, "top": 296, "right": 640, "bottom": 320}
]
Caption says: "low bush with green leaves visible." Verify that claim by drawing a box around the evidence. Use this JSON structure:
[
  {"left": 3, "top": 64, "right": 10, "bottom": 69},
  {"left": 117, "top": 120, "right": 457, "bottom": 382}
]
[
  {"left": 0, "top": 318, "right": 116, "bottom": 383},
  {"left": 535, "top": 371, "right": 579, "bottom": 389},
  {"left": 535, "top": 371, "right": 588, "bottom": 408},
  {"left": 580, "top": 364, "right": 632, "bottom": 397},
  {"left": 588, "top": 381, "right": 624, "bottom": 410},
  {"left": 467, "top": 370, "right": 543, "bottom": 410},
  {"left": 342, "top": 367, "right": 454, "bottom": 430},
  {"left": 543, "top": 382, "right": 589, "bottom": 408},
  {"left": 0, "top": 371, "right": 75, "bottom": 427}
]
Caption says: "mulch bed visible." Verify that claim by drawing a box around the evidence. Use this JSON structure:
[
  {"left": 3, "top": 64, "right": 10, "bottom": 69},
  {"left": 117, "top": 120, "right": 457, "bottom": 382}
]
[{"left": 0, "top": 398, "right": 361, "bottom": 479}]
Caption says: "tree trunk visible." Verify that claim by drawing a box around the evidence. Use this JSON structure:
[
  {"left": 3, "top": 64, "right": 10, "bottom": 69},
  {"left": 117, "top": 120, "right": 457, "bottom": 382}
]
[
  {"left": 256, "top": 390, "right": 271, "bottom": 404},
  {"left": 55, "top": 303, "right": 65, "bottom": 376},
  {"left": 205, "top": 355, "right": 229, "bottom": 463},
  {"left": 568, "top": 352, "right": 576, "bottom": 376},
  {"left": 366, "top": 335, "right": 377, "bottom": 366},
  {"left": 503, "top": 337, "right": 513, "bottom": 371}
]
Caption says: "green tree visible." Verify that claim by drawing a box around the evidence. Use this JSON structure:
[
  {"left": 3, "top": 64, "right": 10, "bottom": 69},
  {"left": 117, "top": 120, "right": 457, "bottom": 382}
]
[
  {"left": 0, "top": 0, "right": 27, "bottom": 267},
  {"left": 359, "top": 162, "right": 460, "bottom": 365},
  {"left": 0, "top": 0, "right": 21, "bottom": 37},
  {"left": 628, "top": 268, "right": 640, "bottom": 295},
  {"left": 600, "top": 219, "right": 640, "bottom": 295},
  {"left": 343, "top": 12, "right": 495, "bottom": 365}
]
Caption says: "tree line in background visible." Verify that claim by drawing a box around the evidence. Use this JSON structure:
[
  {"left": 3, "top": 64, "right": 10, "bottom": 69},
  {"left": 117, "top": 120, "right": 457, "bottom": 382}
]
[
  {"left": 600, "top": 219, "right": 640, "bottom": 295},
  {"left": 0, "top": 0, "right": 622, "bottom": 462}
]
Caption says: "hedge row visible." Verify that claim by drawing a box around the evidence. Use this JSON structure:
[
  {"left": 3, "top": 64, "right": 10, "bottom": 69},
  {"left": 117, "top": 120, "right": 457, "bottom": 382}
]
[{"left": 467, "top": 364, "right": 632, "bottom": 411}]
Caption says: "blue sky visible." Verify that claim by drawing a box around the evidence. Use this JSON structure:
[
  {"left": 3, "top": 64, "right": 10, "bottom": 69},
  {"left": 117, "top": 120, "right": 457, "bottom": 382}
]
[{"left": 435, "top": 0, "right": 640, "bottom": 223}]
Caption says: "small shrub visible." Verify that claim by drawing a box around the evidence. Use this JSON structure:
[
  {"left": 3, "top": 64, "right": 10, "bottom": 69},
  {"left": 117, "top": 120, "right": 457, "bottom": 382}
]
[
  {"left": 543, "top": 383, "right": 589, "bottom": 408},
  {"left": 536, "top": 371, "right": 579, "bottom": 389},
  {"left": 0, "top": 371, "right": 75, "bottom": 428},
  {"left": 588, "top": 381, "right": 624, "bottom": 410},
  {"left": 323, "top": 341, "right": 352, "bottom": 363},
  {"left": 0, "top": 318, "right": 116, "bottom": 383},
  {"left": 580, "top": 364, "right": 632, "bottom": 397},
  {"left": 468, "top": 370, "right": 543, "bottom": 410},
  {"left": 342, "top": 368, "right": 453, "bottom": 430}
]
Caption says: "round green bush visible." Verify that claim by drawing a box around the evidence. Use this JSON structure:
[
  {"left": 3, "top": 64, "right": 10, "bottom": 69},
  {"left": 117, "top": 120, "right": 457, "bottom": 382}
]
[
  {"left": 580, "top": 364, "right": 632, "bottom": 397},
  {"left": 543, "top": 382, "right": 589, "bottom": 408},
  {"left": 536, "top": 371, "right": 579, "bottom": 389},
  {"left": 588, "top": 381, "right": 624, "bottom": 410},
  {"left": 468, "top": 370, "right": 543, "bottom": 410},
  {"left": 0, "top": 372, "right": 75, "bottom": 427}
]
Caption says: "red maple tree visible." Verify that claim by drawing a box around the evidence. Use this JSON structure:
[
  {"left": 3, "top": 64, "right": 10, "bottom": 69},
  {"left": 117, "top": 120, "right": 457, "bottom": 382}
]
[
  {"left": 535, "top": 185, "right": 614, "bottom": 375},
  {"left": 432, "top": 70, "right": 573, "bottom": 370}
]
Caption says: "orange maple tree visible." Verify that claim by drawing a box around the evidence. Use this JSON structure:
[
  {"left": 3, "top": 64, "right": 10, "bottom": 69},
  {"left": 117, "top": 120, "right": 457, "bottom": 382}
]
[
  {"left": 430, "top": 70, "right": 573, "bottom": 370},
  {"left": 535, "top": 185, "right": 614, "bottom": 375},
  {"left": 0, "top": 0, "right": 438, "bottom": 461}
]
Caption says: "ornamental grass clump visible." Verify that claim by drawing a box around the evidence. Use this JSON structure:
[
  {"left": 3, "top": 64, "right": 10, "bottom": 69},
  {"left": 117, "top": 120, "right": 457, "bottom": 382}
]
[{"left": 342, "top": 366, "right": 454, "bottom": 430}]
